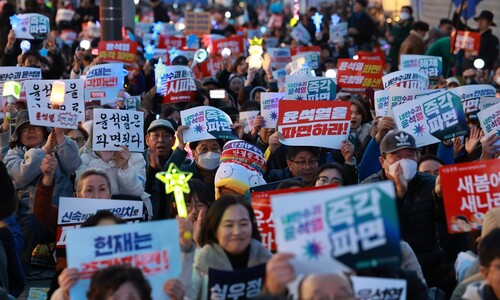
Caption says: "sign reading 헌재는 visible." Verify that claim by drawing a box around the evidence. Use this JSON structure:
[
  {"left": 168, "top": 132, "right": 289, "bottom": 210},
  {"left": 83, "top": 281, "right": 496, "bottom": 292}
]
[
  {"left": 92, "top": 109, "right": 144, "bottom": 152},
  {"left": 277, "top": 100, "right": 350, "bottom": 149},
  {"left": 285, "top": 76, "right": 336, "bottom": 100},
  {"left": 400, "top": 55, "right": 442, "bottom": 77},
  {"left": 66, "top": 219, "right": 181, "bottom": 300},
  {"left": 180, "top": 106, "right": 238, "bottom": 143},
  {"left": 393, "top": 90, "right": 468, "bottom": 147},
  {"left": 382, "top": 69, "right": 429, "bottom": 90},
  {"left": 440, "top": 159, "right": 500, "bottom": 234},
  {"left": 337, "top": 59, "right": 383, "bottom": 93},
  {"left": 84, "top": 63, "right": 124, "bottom": 106},
  {"left": 271, "top": 181, "right": 401, "bottom": 273}
]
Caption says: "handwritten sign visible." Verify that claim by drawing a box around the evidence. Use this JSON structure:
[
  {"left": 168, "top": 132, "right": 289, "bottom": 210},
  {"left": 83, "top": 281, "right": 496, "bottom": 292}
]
[
  {"left": 382, "top": 69, "right": 429, "bottom": 90},
  {"left": 260, "top": 92, "right": 284, "bottom": 129},
  {"left": 92, "top": 109, "right": 144, "bottom": 152},
  {"left": 337, "top": 59, "right": 383, "bottom": 93},
  {"left": 98, "top": 41, "right": 138, "bottom": 65},
  {"left": 449, "top": 85, "right": 496, "bottom": 120},
  {"left": 25, "top": 79, "right": 84, "bottom": 129},
  {"left": 267, "top": 48, "right": 292, "bottom": 70},
  {"left": 271, "top": 181, "right": 400, "bottom": 272},
  {"left": 180, "top": 106, "right": 238, "bottom": 143},
  {"left": 66, "top": 219, "right": 181, "bottom": 300},
  {"left": 393, "top": 90, "right": 468, "bottom": 147},
  {"left": 351, "top": 276, "right": 407, "bottom": 300},
  {"left": 240, "top": 110, "right": 259, "bottom": 134},
  {"left": 453, "top": 30, "right": 481, "bottom": 56},
  {"left": 184, "top": 12, "right": 211, "bottom": 36},
  {"left": 10, "top": 13, "right": 49, "bottom": 39},
  {"left": 208, "top": 264, "right": 266, "bottom": 300},
  {"left": 440, "top": 160, "right": 500, "bottom": 234},
  {"left": 285, "top": 76, "right": 336, "bottom": 100},
  {"left": 277, "top": 100, "right": 350, "bottom": 149},
  {"left": 84, "top": 63, "right": 124, "bottom": 106},
  {"left": 400, "top": 55, "right": 442, "bottom": 77},
  {"left": 156, "top": 65, "right": 197, "bottom": 103},
  {"left": 477, "top": 103, "right": 500, "bottom": 146}
]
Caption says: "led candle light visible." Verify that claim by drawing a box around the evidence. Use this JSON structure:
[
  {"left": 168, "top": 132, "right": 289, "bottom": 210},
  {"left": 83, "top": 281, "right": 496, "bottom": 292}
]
[
  {"left": 80, "top": 39, "right": 90, "bottom": 50},
  {"left": 221, "top": 47, "right": 231, "bottom": 58},
  {"left": 50, "top": 80, "right": 66, "bottom": 108},
  {"left": 155, "top": 163, "right": 193, "bottom": 219},
  {"left": 3, "top": 81, "right": 21, "bottom": 125},
  {"left": 312, "top": 12, "right": 323, "bottom": 32},
  {"left": 247, "top": 37, "right": 263, "bottom": 69}
]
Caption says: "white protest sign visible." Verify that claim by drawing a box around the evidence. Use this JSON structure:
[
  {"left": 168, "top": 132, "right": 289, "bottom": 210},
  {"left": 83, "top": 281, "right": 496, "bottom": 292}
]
[
  {"left": 477, "top": 103, "right": 500, "bottom": 146},
  {"left": 382, "top": 69, "right": 429, "bottom": 90},
  {"left": 449, "top": 85, "right": 496, "bottom": 120},
  {"left": 92, "top": 109, "right": 144, "bottom": 152},
  {"left": 374, "top": 90, "right": 390, "bottom": 117},
  {"left": 272, "top": 69, "right": 287, "bottom": 90},
  {"left": 329, "top": 22, "right": 348, "bottom": 43},
  {"left": 0, "top": 67, "right": 41, "bottom": 108},
  {"left": 84, "top": 63, "right": 124, "bottom": 106},
  {"left": 285, "top": 75, "right": 336, "bottom": 100},
  {"left": 400, "top": 55, "right": 442, "bottom": 77},
  {"left": 386, "top": 88, "right": 444, "bottom": 118},
  {"left": 290, "top": 23, "right": 311, "bottom": 45},
  {"left": 480, "top": 97, "right": 500, "bottom": 112},
  {"left": 26, "top": 80, "right": 84, "bottom": 129},
  {"left": 240, "top": 110, "right": 260, "bottom": 134},
  {"left": 55, "top": 9, "right": 75, "bottom": 23},
  {"left": 289, "top": 52, "right": 321, "bottom": 71},
  {"left": 267, "top": 48, "right": 292, "bottom": 70},
  {"left": 67, "top": 220, "right": 181, "bottom": 300},
  {"left": 180, "top": 106, "right": 238, "bottom": 143},
  {"left": 351, "top": 276, "right": 407, "bottom": 300},
  {"left": 124, "top": 96, "right": 141, "bottom": 110},
  {"left": 260, "top": 92, "right": 284, "bottom": 129},
  {"left": 10, "top": 14, "right": 49, "bottom": 39}
]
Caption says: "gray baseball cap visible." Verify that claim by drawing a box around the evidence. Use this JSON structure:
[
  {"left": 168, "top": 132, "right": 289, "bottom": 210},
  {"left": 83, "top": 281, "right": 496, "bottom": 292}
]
[
  {"left": 147, "top": 119, "right": 175, "bottom": 135},
  {"left": 380, "top": 130, "right": 419, "bottom": 154}
]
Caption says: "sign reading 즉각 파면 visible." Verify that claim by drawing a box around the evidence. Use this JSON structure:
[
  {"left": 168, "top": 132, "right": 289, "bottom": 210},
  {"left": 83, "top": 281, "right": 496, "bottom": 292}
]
[
  {"left": 84, "top": 63, "right": 124, "bottom": 106},
  {"left": 285, "top": 76, "right": 336, "bottom": 100},
  {"left": 92, "top": 109, "right": 144, "bottom": 152},
  {"left": 10, "top": 13, "right": 50, "bottom": 39},
  {"left": 25, "top": 79, "right": 84, "bottom": 129},
  {"left": 98, "top": 41, "right": 138, "bottom": 65},
  {"left": 180, "top": 106, "right": 238, "bottom": 143},
  {"left": 382, "top": 68, "right": 429, "bottom": 90}
]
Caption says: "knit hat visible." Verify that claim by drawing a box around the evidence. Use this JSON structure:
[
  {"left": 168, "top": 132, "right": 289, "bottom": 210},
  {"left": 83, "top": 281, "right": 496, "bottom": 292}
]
[{"left": 214, "top": 140, "right": 267, "bottom": 199}]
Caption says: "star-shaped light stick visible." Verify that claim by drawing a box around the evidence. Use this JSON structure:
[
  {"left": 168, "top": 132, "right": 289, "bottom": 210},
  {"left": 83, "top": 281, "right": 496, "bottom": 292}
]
[
  {"left": 331, "top": 14, "right": 341, "bottom": 26},
  {"left": 156, "top": 163, "right": 193, "bottom": 218},
  {"left": 312, "top": 12, "right": 323, "bottom": 32}
]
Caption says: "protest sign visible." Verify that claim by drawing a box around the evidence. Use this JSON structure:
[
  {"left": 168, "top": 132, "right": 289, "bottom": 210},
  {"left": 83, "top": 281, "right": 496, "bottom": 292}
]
[
  {"left": 98, "top": 41, "right": 138, "bottom": 65},
  {"left": 440, "top": 159, "right": 500, "bottom": 234},
  {"left": 400, "top": 55, "right": 442, "bottom": 77},
  {"left": 211, "top": 36, "right": 246, "bottom": 56},
  {"left": 329, "top": 22, "right": 348, "bottom": 43},
  {"left": 290, "top": 46, "right": 321, "bottom": 56},
  {"left": 0, "top": 66, "right": 41, "bottom": 107},
  {"left": 155, "top": 64, "right": 197, "bottom": 103},
  {"left": 382, "top": 69, "right": 429, "bottom": 90},
  {"left": 67, "top": 219, "right": 181, "bottom": 300},
  {"left": 351, "top": 276, "right": 407, "bottom": 300},
  {"left": 159, "top": 35, "right": 186, "bottom": 49},
  {"left": 289, "top": 52, "right": 321, "bottom": 71},
  {"left": 25, "top": 79, "right": 84, "bottom": 129},
  {"left": 10, "top": 13, "right": 49, "bottom": 39},
  {"left": 386, "top": 88, "right": 444, "bottom": 118},
  {"left": 184, "top": 12, "right": 211, "bottom": 36},
  {"left": 480, "top": 97, "right": 500, "bottom": 111},
  {"left": 92, "top": 109, "right": 144, "bottom": 152},
  {"left": 272, "top": 69, "right": 287, "bottom": 90},
  {"left": 337, "top": 59, "right": 383, "bottom": 93},
  {"left": 393, "top": 90, "right": 468, "bottom": 147},
  {"left": 374, "top": 89, "right": 390, "bottom": 117},
  {"left": 267, "top": 48, "right": 292, "bottom": 70},
  {"left": 290, "top": 23, "right": 311, "bottom": 45},
  {"left": 453, "top": 30, "right": 480, "bottom": 56},
  {"left": 285, "top": 76, "right": 336, "bottom": 100},
  {"left": 181, "top": 106, "right": 238, "bottom": 143},
  {"left": 168, "top": 49, "right": 197, "bottom": 64},
  {"left": 477, "top": 103, "right": 500, "bottom": 146},
  {"left": 199, "top": 57, "right": 222, "bottom": 78},
  {"left": 357, "top": 50, "right": 385, "bottom": 64},
  {"left": 277, "top": 100, "right": 350, "bottom": 149},
  {"left": 84, "top": 63, "right": 124, "bottom": 106},
  {"left": 208, "top": 264, "right": 266, "bottom": 300},
  {"left": 260, "top": 92, "right": 284, "bottom": 129},
  {"left": 240, "top": 110, "right": 259, "bottom": 134},
  {"left": 449, "top": 85, "right": 496, "bottom": 120},
  {"left": 271, "top": 181, "right": 401, "bottom": 272},
  {"left": 124, "top": 96, "right": 141, "bottom": 110},
  {"left": 265, "top": 36, "right": 279, "bottom": 48},
  {"left": 134, "top": 23, "right": 153, "bottom": 39},
  {"left": 55, "top": 9, "right": 75, "bottom": 23}
]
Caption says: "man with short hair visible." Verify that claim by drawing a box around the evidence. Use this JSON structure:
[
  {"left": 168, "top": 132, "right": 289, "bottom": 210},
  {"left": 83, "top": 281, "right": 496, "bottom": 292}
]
[
  {"left": 399, "top": 21, "right": 430, "bottom": 60},
  {"left": 425, "top": 18, "right": 454, "bottom": 48},
  {"left": 268, "top": 146, "right": 321, "bottom": 186}
]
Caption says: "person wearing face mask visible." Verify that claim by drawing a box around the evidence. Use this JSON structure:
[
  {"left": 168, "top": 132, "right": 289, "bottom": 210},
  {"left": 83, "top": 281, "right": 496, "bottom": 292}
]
[
  {"left": 386, "top": 6, "right": 414, "bottom": 71},
  {"left": 362, "top": 130, "right": 452, "bottom": 296}
]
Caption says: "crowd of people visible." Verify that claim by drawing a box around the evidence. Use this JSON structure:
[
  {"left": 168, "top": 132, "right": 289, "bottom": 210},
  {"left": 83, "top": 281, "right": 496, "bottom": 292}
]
[{"left": 0, "top": 0, "right": 499, "bottom": 299}]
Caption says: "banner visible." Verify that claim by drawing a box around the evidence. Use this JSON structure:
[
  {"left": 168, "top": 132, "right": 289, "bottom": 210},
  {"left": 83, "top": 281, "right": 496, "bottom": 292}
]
[
  {"left": 337, "top": 59, "right": 383, "bottom": 93},
  {"left": 290, "top": 46, "right": 321, "bottom": 56},
  {"left": 84, "top": 63, "right": 124, "bottom": 106},
  {"left": 382, "top": 69, "right": 429, "bottom": 90},
  {"left": 267, "top": 48, "right": 291, "bottom": 70},
  {"left": 155, "top": 65, "right": 197, "bottom": 103},
  {"left": 449, "top": 85, "right": 496, "bottom": 120},
  {"left": 440, "top": 160, "right": 500, "bottom": 234},
  {"left": 92, "top": 109, "right": 144, "bottom": 152},
  {"left": 10, "top": 13, "right": 49, "bottom": 39},
  {"left": 329, "top": 22, "right": 348, "bottom": 43},
  {"left": 400, "top": 55, "right": 442, "bottom": 77},
  {"left": 271, "top": 181, "right": 400, "bottom": 272},
  {"left": 184, "top": 12, "right": 211, "bottom": 36},
  {"left": 290, "top": 23, "right": 311, "bottom": 45},
  {"left": 479, "top": 97, "right": 500, "bottom": 112},
  {"left": 477, "top": 103, "right": 500, "bottom": 146},
  {"left": 211, "top": 36, "right": 246, "bottom": 56},
  {"left": 159, "top": 35, "right": 186, "bottom": 49},
  {"left": 180, "top": 106, "right": 238, "bottom": 143},
  {"left": 0, "top": 66, "right": 42, "bottom": 106},
  {"left": 453, "top": 30, "right": 481, "bottom": 56},
  {"left": 98, "top": 41, "right": 138, "bottom": 65},
  {"left": 277, "top": 100, "right": 350, "bottom": 149},
  {"left": 285, "top": 76, "right": 336, "bottom": 100},
  {"left": 240, "top": 110, "right": 259, "bottom": 134},
  {"left": 208, "top": 264, "right": 266, "bottom": 300},
  {"left": 25, "top": 79, "right": 84, "bottom": 129},
  {"left": 351, "top": 276, "right": 407, "bottom": 300},
  {"left": 260, "top": 92, "right": 284, "bottom": 129},
  {"left": 67, "top": 220, "right": 181, "bottom": 300},
  {"left": 393, "top": 90, "right": 468, "bottom": 147}
]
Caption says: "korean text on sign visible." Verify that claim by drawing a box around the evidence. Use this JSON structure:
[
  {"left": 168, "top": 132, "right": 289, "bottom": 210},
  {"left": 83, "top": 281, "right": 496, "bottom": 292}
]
[
  {"left": 208, "top": 263, "right": 266, "bottom": 300},
  {"left": 337, "top": 59, "right": 383, "bottom": 93},
  {"left": 92, "top": 109, "right": 144, "bottom": 152}
]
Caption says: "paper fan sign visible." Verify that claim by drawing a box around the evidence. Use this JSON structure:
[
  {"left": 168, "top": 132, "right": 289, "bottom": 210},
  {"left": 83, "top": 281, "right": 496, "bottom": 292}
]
[
  {"left": 180, "top": 106, "right": 238, "bottom": 143},
  {"left": 382, "top": 69, "right": 429, "bottom": 90},
  {"left": 10, "top": 14, "right": 49, "bottom": 39}
]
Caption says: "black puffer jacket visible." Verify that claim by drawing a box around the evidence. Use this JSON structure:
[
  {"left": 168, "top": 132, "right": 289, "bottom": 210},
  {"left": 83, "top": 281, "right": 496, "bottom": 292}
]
[{"left": 362, "top": 171, "right": 446, "bottom": 267}]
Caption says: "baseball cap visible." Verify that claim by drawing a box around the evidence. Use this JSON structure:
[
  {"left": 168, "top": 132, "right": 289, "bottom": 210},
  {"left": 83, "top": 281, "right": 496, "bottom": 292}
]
[
  {"left": 147, "top": 119, "right": 175, "bottom": 135},
  {"left": 172, "top": 55, "right": 189, "bottom": 66},
  {"left": 380, "top": 130, "right": 419, "bottom": 154}
]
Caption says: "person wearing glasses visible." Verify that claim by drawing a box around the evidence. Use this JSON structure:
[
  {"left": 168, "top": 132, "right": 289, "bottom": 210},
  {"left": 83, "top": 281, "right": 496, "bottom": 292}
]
[
  {"left": 64, "top": 125, "right": 88, "bottom": 149},
  {"left": 267, "top": 146, "right": 321, "bottom": 186},
  {"left": 315, "top": 163, "right": 348, "bottom": 187}
]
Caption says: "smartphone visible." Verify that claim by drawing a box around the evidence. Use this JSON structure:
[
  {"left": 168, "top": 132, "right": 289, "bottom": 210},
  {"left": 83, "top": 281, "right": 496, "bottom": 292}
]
[{"left": 210, "top": 89, "right": 226, "bottom": 99}]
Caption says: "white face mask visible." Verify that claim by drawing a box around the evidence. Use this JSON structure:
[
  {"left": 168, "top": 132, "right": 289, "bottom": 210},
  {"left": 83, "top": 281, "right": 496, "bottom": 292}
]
[
  {"left": 197, "top": 152, "right": 221, "bottom": 170},
  {"left": 400, "top": 12, "right": 410, "bottom": 21},
  {"left": 495, "top": 77, "right": 500, "bottom": 85},
  {"left": 388, "top": 158, "right": 418, "bottom": 181}
]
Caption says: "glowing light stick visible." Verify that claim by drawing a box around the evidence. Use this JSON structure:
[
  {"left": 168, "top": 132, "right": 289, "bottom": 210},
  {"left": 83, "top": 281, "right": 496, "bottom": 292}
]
[
  {"left": 155, "top": 58, "right": 167, "bottom": 93},
  {"left": 3, "top": 81, "right": 20, "bottom": 126},
  {"left": 9, "top": 15, "right": 20, "bottom": 29},
  {"left": 331, "top": 14, "right": 341, "bottom": 26},
  {"left": 312, "top": 12, "right": 323, "bottom": 32},
  {"left": 474, "top": 58, "right": 485, "bottom": 69},
  {"left": 80, "top": 39, "right": 91, "bottom": 50},
  {"left": 155, "top": 163, "right": 193, "bottom": 219},
  {"left": 221, "top": 47, "right": 231, "bottom": 58},
  {"left": 50, "top": 80, "right": 66, "bottom": 108},
  {"left": 20, "top": 40, "right": 31, "bottom": 54},
  {"left": 194, "top": 49, "right": 208, "bottom": 63},
  {"left": 247, "top": 37, "right": 263, "bottom": 69}
]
